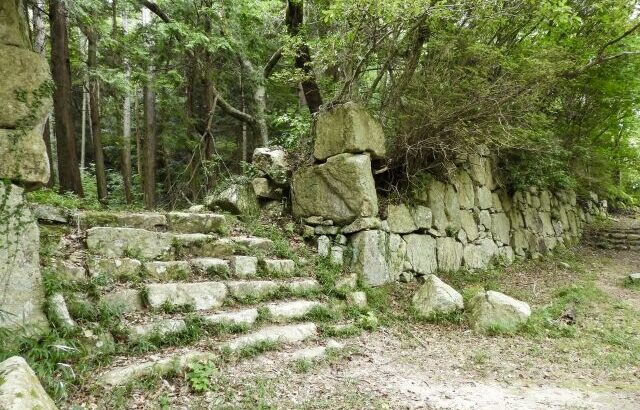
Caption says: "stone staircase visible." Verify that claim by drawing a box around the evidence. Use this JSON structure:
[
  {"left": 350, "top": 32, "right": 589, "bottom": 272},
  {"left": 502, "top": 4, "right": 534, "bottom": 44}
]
[
  {"left": 583, "top": 225, "right": 640, "bottom": 250},
  {"left": 48, "top": 210, "right": 340, "bottom": 389}
]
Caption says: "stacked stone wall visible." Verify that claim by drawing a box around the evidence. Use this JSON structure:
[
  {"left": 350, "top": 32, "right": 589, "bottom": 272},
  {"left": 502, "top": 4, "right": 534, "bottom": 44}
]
[{"left": 292, "top": 104, "right": 607, "bottom": 286}]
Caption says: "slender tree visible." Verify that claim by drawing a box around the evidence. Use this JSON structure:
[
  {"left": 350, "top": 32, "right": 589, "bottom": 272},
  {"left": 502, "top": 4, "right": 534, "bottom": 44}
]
[
  {"left": 49, "top": 0, "right": 83, "bottom": 195},
  {"left": 121, "top": 12, "right": 133, "bottom": 204}
]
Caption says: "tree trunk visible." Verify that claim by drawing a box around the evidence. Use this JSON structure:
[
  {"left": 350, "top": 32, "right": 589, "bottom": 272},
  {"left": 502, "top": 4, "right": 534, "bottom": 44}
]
[
  {"left": 286, "top": 0, "right": 323, "bottom": 115},
  {"left": 49, "top": 0, "right": 83, "bottom": 195},
  {"left": 86, "top": 29, "right": 108, "bottom": 201},
  {"left": 121, "top": 12, "right": 133, "bottom": 204},
  {"left": 142, "top": 79, "right": 157, "bottom": 209}
]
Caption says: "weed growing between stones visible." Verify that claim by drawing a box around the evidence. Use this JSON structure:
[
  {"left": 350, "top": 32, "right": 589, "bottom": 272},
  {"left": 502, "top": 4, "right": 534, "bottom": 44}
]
[{"left": 185, "top": 360, "right": 217, "bottom": 392}]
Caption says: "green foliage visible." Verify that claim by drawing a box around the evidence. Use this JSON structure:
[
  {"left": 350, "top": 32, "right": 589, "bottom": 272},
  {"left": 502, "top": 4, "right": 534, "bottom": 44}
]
[{"left": 185, "top": 361, "right": 217, "bottom": 393}]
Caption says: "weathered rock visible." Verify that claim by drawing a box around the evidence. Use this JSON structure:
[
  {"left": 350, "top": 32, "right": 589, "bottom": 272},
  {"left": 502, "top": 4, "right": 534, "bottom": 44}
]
[
  {"left": 55, "top": 259, "right": 87, "bottom": 282},
  {"left": 88, "top": 257, "right": 142, "bottom": 279},
  {"left": 146, "top": 282, "right": 227, "bottom": 310},
  {"left": 226, "top": 280, "right": 279, "bottom": 301},
  {"left": 387, "top": 204, "right": 418, "bottom": 233},
  {"left": 261, "top": 259, "right": 296, "bottom": 277},
  {"left": 100, "top": 289, "right": 143, "bottom": 313},
  {"left": 314, "top": 102, "right": 386, "bottom": 161},
  {"left": 317, "top": 235, "right": 331, "bottom": 257},
  {"left": 229, "top": 256, "right": 258, "bottom": 278},
  {"left": 166, "top": 212, "right": 226, "bottom": 234},
  {"left": 411, "top": 205, "right": 433, "bottom": 230},
  {"left": 48, "top": 293, "right": 76, "bottom": 329},
  {"left": 0, "top": 0, "right": 30, "bottom": 47},
  {"left": 74, "top": 211, "right": 168, "bottom": 230},
  {"left": 341, "top": 217, "right": 382, "bottom": 234},
  {"left": 292, "top": 153, "right": 378, "bottom": 224},
  {"left": 86, "top": 227, "right": 173, "bottom": 260},
  {"left": 252, "top": 147, "right": 290, "bottom": 185},
  {"left": 144, "top": 261, "right": 191, "bottom": 280},
  {"left": 265, "top": 300, "right": 322, "bottom": 320},
  {"left": 468, "top": 290, "right": 531, "bottom": 331},
  {"left": 191, "top": 258, "right": 230, "bottom": 277},
  {"left": 286, "top": 279, "right": 321, "bottom": 294},
  {"left": 468, "top": 153, "right": 486, "bottom": 185},
  {"left": 31, "top": 204, "right": 68, "bottom": 224},
  {"left": 477, "top": 209, "right": 492, "bottom": 230},
  {"left": 454, "top": 170, "right": 475, "bottom": 209},
  {"left": 412, "top": 274, "right": 463, "bottom": 317},
  {"left": 436, "top": 237, "right": 463, "bottom": 272},
  {"left": 463, "top": 238, "right": 498, "bottom": 270},
  {"left": 444, "top": 184, "right": 461, "bottom": 229},
  {"left": 0, "top": 356, "right": 58, "bottom": 410},
  {"left": 496, "top": 246, "right": 515, "bottom": 266},
  {"left": 314, "top": 225, "right": 340, "bottom": 235},
  {"left": 330, "top": 245, "right": 344, "bottom": 267},
  {"left": 0, "top": 124, "right": 51, "bottom": 185},
  {"left": 224, "top": 323, "right": 317, "bottom": 351},
  {"left": 346, "top": 291, "right": 367, "bottom": 309},
  {"left": 208, "top": 183, "right": 259, "bottom": 216},
  {"left": 203, "top": 308, "right": 258, "bottom": 326},
  {"left": 459, "top": 210, "right": 479, "bottom": 242},
  {"left": 231, "top": 236, "right": 274, "bottom": 253},
  {"left": 475, "top": 186, "right": 493, "bottom": 209},
  {"left": 491, "top": 213, "right": 511, "bottom": 244},
  {"left": 350, "top": 230, "right": 391, "bottom": 286},
  {"left": 424, "top": 180, "right": 448, "bottom": 232},
  {"left": 173, "top": 234, "right": 234, "bottom": 257},
  {"left": 129, "top": 319, "right": 186, "bottom": 341},
  {"left": 251, "top": 177, "right": 281, "bottom": 199},
  {"left": 0, "top": 183, "right": 48, "bottom": 332},
  {"left": 628, "top": 273, "right": 640, "bottom": 284},
  {"left": 404, "top": 234, "right": 437, "bottom": 275}
]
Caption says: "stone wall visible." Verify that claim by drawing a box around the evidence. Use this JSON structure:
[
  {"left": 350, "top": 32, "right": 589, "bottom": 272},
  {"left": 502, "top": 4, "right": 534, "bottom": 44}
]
[
  {"left": 292, "top": 103, "right": 606, "bottom": 286},
  {"left": 0, "top": 0, "right": 53, "bottom": 333}
]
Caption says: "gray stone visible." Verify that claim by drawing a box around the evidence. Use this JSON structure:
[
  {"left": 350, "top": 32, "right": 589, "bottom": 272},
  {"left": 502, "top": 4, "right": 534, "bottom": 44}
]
[
  {"left": 335, "top": 234, "right": 348, "bottom": 245},
  {"left": 411, "top": 205, "right": 433, "bottom": 230},
  {"left": 286, "top": 279, "right": 321, "bottom": 294},
  {"left": 208, "top": 183, "right": 259, "bottom": 216},
  {"left": 187, "top": 204, "right": 206, "bottom": 212},
  {"left": 628, "top": 273, "right": 640, "bottom": 284},
  {"left": 87, "top": 257, "right": 142, "bottom": 279},
  {"left": 491, "top": 213, "right": 511, "bottom": 245},
  {"left": 226, "top": 280, "right": 279, "bottom": 301},
  {"left": 191, "top": 258, "right": 230, "bottom": 277},
  {"left": 86, "top": 227, "right": 173, "bottom": 259},
  {"left": 166, "top": 212, "right": 226, "bottom": 234},
  {"left": 463, "top": 239, "right": 498, "bottom": 270},
  {"left": 203, "top": 308, "right": 259, "bottom": 326},
  {"left": 475, "top": 186, "right": 493, "bottom": 209},
  {"left": 477, "top": 209, "right": 491, "bottom": 230},
  {"left": 100, "top": 289, "right": 143, "bottom": 313},
  {"left": 292, "top": 153, "right": 378, "bottom": 224},
  {"left": 468, "top": 153, "right": 486, "bottom": 185},
  {"left": 0, "top": 1, "right": 30, "bottom": 47},
  {"left": 317, "top": 235, "right": 331, "bottom": 257},
  {"left": 146, "top": 282, "right": 227, "bottom": 310},
  {"left": 425, "top": 180, "right": 448, "bottom": 232},
  {"left": 314, "top": 102, "right": 386, "bottom": 161},
  {"left": 265, "top": 300, "right": 322, "bottom": 320},
  {"left": 0, "top": 356, "right": 58, "bottom": 410},
  {"left": 48, "top": 293, "right": 76, "bottom": 329},
  {"left": 444, "top": 184, "right": 461, "bottom": 229},
  {"left": 252, "top": 147, "right": 290, "bottom": 185},
  {"left": 346, "top": 291, "right": 367, "bottom": 308},
  {"left": 539, "top": 212, "right": 555, "bottom": 236},
  {"left": 387, "top": 203, "right": 417, "bottom": 233},
  {"left": 341, "top": 217, "right": 382, "bottom": 234},
  {"left": 144, "top": 261, "right": 190, "bottom": 280},
  {"left": 129, "top": 319, "right": 186, "bottom": 341},
  {"left": 304, "top": 216, "right": 334, "bottom": 226},
  {"left": 171, "top": 234, "right": 232, "bottom": 257},
  {"left": 224, "top": 323, "right": 317, "bottom": 351},
  {"left": 454, "top": 170, "right": 474, "bottom": 209},
  {"left": 459, "top": 210, "right": 479, "bottom": 242},
  {"left": 31, "top": 204, "right": 68, "bottom": 224},
  {"left": 330, "top": 246, "right": 344, "bottom": 267},
  {"left": 388, "top": 233, "right": 407, "bottom": 281},
  {"left": 55, "top": 260, "right": 87, "bottom": 282},
  {"left": 468, "top": 290, "right": 531, "bottom": 332},
  {"left": 491, "top": 193, "right": 503, "bottom": 212},
  {"left": 231, "top": 236, "right": 274, "bottom": 252},
  {"left": 412, "top": 274, "right": 463, "bottom": 317},
  {"left": 436, "top": 237, "right": 463, "bottom": 272},
  {"left": 496, "top": 246, "right": 515, "bottom": 266},
  {"left": 74, "top": 211, "right": 167, "bottom": 230},
  {"left": 251, "top": 177, "right": 281, "bottom": 199},
  {"left": 404, "top": 234, "right": 437, "bottom": 275},
  {"left": 314, "top": 225, "right": 340, "bottom": 235},
  {"left": 350, "top": 230, "right": 391, "bottom": 286},
  {"left": 540, "top": 190, "right": 551, "bottom": 211},
  {"left": 0, "top": 183, "right": 48, "bottom": 332},
  {"left": 230, "top": 256, "right": 258, "bottom": 278},
  {"left": 261, "top": 259, "right": 296, "bottom": 277}
]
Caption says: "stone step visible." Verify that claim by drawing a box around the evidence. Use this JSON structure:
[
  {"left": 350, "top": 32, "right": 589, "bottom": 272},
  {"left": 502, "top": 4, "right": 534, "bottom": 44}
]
[
  {"left": 98, "top": 322, "right": 317, "bottom": 387},
  {"left": 86, "top": 227, "right": 273, "bottom": 260},
  {"left": 73, "top": 210, "right": 228, "bottom": 234},
  {"left": 226, "top": 279, "right": 321, "bottom": 302},
  {"left": 146, "top": 281, "right": 228, "bottom": 311},
  {"left": 264, "top": 300, "right": 323, "bottom": 321},
  {"left": 223, "top": 322, "right": 317, "bottom": 352}
]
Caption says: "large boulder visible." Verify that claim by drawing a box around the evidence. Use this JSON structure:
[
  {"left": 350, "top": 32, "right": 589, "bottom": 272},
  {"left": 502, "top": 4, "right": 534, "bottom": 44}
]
[
  {"left": 412, "top": 275, "right": 463, "bottom": 317},
  {"left": 467, "top": 290, "right": 531, "bottom": 332},
  {"left": 350, "top": 230, "right": 391, "bottom": 286},
  {"left": 314, "top": 102, "right": 386, "bottom": 161},
  {"left": 292, "top": 153, "right": 378, "bottom": 224},
  {"left": 0, "top": 121, "right": 51, "bottom": 185},
  {"left": 0, "top": 182, "right": 48, "bottom": 333},
  {"left": 436, "top": 237, "right": 463, "bottom": 272},
  {"left": 0, "top": 356, "right": 58, "bottom": 410},
  {"left": 252, "top": 147, "right": 290, "bottom": 185},
  {"left": 207, "top": 183, "right": 259, "bottom": 216},
  {"left": 0, "top": 0, "right": 31, "bottom": 47}
]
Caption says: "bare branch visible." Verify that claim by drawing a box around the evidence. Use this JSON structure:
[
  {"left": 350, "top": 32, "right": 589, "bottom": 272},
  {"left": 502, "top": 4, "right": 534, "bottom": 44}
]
[
  {"left": 138, "top": 0, "right": 170, "bottom": 23},
  {"left": 264, "top": 47, "right": 283, "bottom": 78}
]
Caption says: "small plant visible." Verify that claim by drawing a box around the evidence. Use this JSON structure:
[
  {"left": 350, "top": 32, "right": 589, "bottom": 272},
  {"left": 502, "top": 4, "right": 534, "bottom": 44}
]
[
  {"left": 186, "top": 361, "right": 217, "bottom": 393},
  {"left": 292, "top": 358, "right": 313, "bottom": 373}
]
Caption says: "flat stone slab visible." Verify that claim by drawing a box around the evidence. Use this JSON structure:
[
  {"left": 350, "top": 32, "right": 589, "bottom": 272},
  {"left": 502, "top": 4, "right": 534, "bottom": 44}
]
[
  {"left": 146, "top": 282, "right": 228, "bottom": 311},
  {"left": 224, "top": 323, "right": 317, "bottom": 351},
  {"left": 128, "top": 319, "right": 186, "bottom": 341},
  {"left": 48, "top": 293, "right": 76, "bottom": 329},
  {"left": 230, "top": 256, "right": 258, "bottom": 278},
  {"left": 75, "top": 211, "right": 167, "bottom": 230},
  {"left": 191, "top": 258, "right": 230, "bottom": 277},
  {"left": 100, "top": 289, "right": 143, "bottom": 313},
  {"left": 87, "top": 257, "right": 142, "bottom": 279},
  {"left": 166, "top": 212, "right": 226, "bottom": 234},
  {"left": 226, "top": 280, "right": 279, "bottom": 301},
  {"left": 173, "top": 234, "right": 235, "bottom": 257},
  {"left": 260, "top": 259, "right": 296, "bottom": 277},
  {"left": 203, "top": 308, "right": 259, "bottom": 326},
  {"left": 628, "top": 273, "right": 640, "bottom": 283},
  {"left": 231, "top": 236, "right": 274, "bottom": 252},
  {"left": 265, "top": 300, "right": 322, "bottom": 320},
  {"left": 86, "top": 227, "right": 173, "bottom": 259},
  {"left": 286, "top": 279, "right": 321, "bottom": 294},
  {"left": 0, "top": 356, "right": 58, "bottom": 409},
  {"left": 289, "top": 340, "right": 344, "bottom": 361},
  {"left": 98, "top": 351, "right": 216, "bottom": 387},
  {"left": 144, "top": 261, "right": 191, "bottom": 280}
]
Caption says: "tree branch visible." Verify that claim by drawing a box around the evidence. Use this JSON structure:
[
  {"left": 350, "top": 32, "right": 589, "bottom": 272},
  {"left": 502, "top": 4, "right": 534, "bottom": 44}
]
[
  {"left": 138, "top": 0, "right": 170, "bottom": 23},
  {"left": 263, "top": 47, "right": 283, "bottom": 78}
]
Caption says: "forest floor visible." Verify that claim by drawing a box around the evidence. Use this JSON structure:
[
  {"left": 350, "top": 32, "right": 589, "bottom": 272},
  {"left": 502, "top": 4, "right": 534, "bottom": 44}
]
[{"left": 104, "top": 239, "right": 640, "bottom": 410}]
